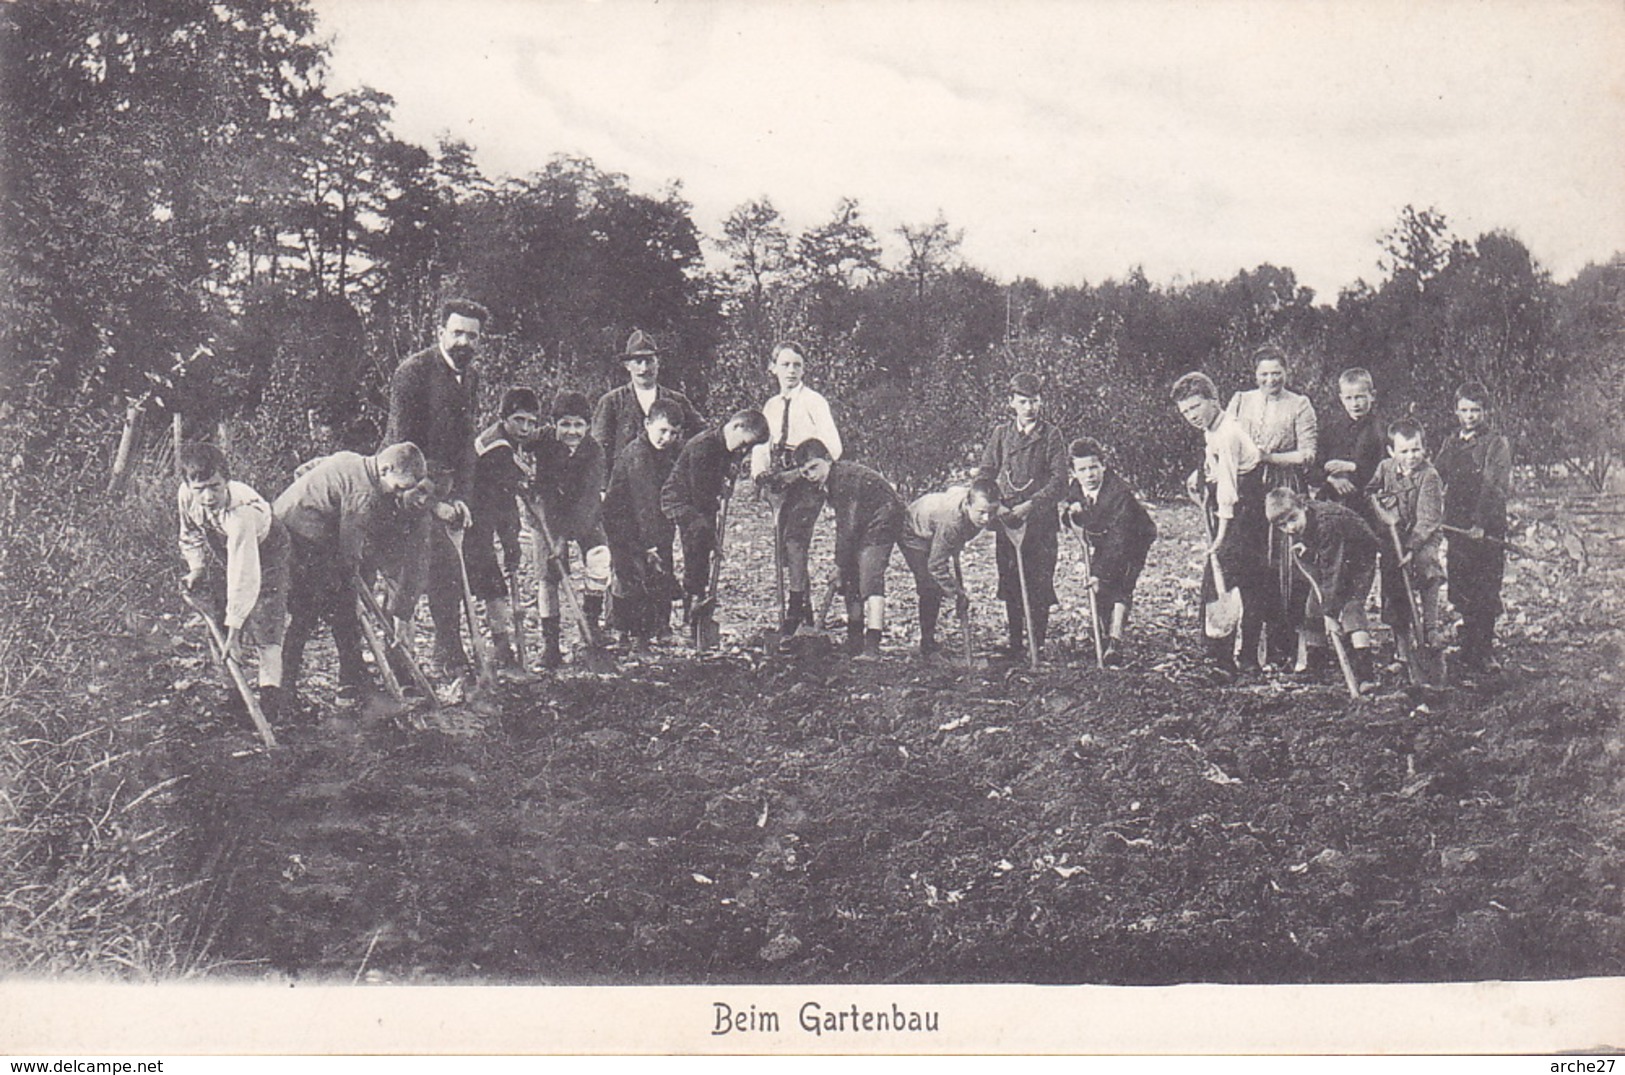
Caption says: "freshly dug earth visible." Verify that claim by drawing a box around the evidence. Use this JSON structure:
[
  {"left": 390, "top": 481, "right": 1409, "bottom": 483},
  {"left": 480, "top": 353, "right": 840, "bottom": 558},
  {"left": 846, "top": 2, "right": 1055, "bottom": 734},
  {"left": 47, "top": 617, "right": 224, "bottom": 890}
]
[{"left": 162, "top": 493, "right": 1623, "bottom": 984}]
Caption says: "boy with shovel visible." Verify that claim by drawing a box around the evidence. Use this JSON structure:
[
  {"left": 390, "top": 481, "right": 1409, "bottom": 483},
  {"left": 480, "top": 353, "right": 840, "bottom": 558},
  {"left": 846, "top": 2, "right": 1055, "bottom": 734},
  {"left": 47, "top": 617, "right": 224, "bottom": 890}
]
[
  {"left": 1367, "top": 418, "right": 1446, "bottom": 690},
  {"left": 603, "top": 399, "right": 685, "bottom": 653},
  {"left": 273, "top": 443, "right": 428, "bottom": 704},
  {"left": 175, "top": 442, "right": 291, "bottom": 727},
  {"left": 466, "top": 387, "right": 543, "bottom": 676},
  {"left": 1264, "top": 487, "right": 1382, "bottom": 694},
  {"left": 1173, "top": 371, "right": 1267, "bottom": 681},
  {"left": 660, "top": 408, "right": 772, "bottom": 647},
  {"left": 1062, "top": 438, "right": 1157, "bottom": 668},
  {"left": 899, "top": 478, "right": 1002, "bottom": 661},
  {"left": 530, "top": 390, "right": 612, "bottom": 668},
  {"left": 977, "top": 373, "right": 1069, "bottom": 662},
  {"left": 792, "top": 439, "right": 905, "bottom": 660},
  {"left": 1433, "top": 381, "right": 1513, "bottom": 676}
]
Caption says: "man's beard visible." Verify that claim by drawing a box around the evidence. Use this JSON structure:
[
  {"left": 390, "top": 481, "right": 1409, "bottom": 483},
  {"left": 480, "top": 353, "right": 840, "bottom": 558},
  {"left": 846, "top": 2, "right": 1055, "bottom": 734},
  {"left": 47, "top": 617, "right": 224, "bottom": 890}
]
[{"left": 448, "top": 345, "right": 473, "bottom": 368}]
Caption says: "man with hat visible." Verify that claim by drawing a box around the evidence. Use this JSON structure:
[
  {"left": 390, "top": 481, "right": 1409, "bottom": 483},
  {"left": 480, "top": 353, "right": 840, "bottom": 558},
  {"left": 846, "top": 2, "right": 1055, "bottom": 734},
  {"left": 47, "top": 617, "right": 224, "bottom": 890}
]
[
  {"left": 591, "top": 329, "right": 705, "bottom": 478},
  {"left": 976, "top": 372, "right": 1069, "bottom": 658}
]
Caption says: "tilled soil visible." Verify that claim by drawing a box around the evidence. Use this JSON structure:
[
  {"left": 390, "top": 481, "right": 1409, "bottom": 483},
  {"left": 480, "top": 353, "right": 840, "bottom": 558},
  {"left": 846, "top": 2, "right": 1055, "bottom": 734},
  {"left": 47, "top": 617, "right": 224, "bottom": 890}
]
[{"left": 163, "top": 496, "right": 1624, "bottom": 984}]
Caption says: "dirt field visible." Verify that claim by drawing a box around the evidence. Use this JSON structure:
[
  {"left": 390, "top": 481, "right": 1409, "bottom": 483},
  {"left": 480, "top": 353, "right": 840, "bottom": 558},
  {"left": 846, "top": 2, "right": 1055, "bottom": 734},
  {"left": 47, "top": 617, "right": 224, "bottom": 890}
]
[{"left": 149, "top": 490, "right": 1622, "bottom": 984}]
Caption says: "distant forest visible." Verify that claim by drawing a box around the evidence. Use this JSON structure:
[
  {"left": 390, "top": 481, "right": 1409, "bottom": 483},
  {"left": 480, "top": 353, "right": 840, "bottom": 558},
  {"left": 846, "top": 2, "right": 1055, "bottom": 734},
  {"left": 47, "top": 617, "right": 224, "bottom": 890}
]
[{"left": 3, "top": 0, "right": 1621, "bottom": 499}]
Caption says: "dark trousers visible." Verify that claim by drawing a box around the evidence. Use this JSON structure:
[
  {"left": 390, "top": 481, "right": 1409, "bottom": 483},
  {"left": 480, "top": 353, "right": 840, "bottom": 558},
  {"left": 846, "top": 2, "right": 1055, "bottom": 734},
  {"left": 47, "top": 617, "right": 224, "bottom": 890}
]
[
  {"left": 283, "top": 537, "right": 366, "bottom": 690},
  {"left": 1202, "top": 473, "right": 1275, "bottom": 666},
  {"left": 425, "top": 525, "right": 466, "bottom": 660},
  {"left": 995, "top": 521, "right": 1057, "bottom": 645},
  {"left": 1447, "top": 533, "right": 1505, "bottom": 659},
  {"left": 778, "top": 480, "right": 825, "bottom": 593},
  {"left": 679, "top": 524, "right": 716, "bottom": 601}
]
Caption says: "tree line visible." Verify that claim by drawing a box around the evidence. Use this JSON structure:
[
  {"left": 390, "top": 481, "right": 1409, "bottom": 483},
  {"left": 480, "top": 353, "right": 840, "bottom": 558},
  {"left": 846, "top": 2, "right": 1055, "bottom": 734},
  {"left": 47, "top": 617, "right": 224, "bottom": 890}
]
[{"left": 3, "top": 0, "right": 1621, "bottom": 502}]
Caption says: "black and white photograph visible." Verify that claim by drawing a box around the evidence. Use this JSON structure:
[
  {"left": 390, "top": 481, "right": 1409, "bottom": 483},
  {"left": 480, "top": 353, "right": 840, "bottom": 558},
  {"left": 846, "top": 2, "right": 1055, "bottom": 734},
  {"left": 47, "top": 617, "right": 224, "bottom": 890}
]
[{"left": 2, "top": 0, "right": 1622, "bottom": 1057}]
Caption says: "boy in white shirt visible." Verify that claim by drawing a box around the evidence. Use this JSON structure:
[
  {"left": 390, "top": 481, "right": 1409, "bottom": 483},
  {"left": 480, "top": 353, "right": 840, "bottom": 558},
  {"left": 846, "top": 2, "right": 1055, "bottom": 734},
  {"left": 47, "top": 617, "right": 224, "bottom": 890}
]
[{"left": 749, "top": 341, "right": 843, "bottom": 635}]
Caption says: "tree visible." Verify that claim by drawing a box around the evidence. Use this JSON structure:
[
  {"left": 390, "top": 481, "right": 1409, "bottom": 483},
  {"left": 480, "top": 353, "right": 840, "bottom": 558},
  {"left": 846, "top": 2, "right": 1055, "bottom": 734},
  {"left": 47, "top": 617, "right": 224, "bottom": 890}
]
[
  {"left": 895, "top": 211, "right": 963, "bottom": 301},
  {"left": 795, "top": 197, "right": 882, "bottom": 291}
]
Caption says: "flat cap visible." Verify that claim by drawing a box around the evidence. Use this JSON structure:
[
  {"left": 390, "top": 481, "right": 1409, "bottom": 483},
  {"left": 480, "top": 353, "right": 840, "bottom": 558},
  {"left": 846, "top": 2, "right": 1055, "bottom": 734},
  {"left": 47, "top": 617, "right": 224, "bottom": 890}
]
[{"left": 1008, "top": 372, "right": 1043, "bottom": 397}]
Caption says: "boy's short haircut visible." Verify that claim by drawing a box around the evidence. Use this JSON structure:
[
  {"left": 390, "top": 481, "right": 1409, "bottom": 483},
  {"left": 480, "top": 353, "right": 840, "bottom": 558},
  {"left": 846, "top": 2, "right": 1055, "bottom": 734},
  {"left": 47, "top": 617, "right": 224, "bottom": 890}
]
[
  {"left": 1068, "top": 437, "right": 1105, "bottom": 462},
  {"left": 645, "top": 398, "right": 683, "bottom": 427},
  {"left": 1170, "top": 371, "right": 1217, "bottom": 403},
  {"left": 1339, "top": 367, "right": 1374, "bottom": 389},
  {"left": 438, "top": 297, "right": 490, "bottom": 329},
  {"left": 792, "top": 438, "right": 833, "bottom": 465},
  {"left": 771, "top": 340, "right": 806, "bottom": 363},
  {"left": 967, "top": 477, "right": 1002, "bottom": 505},
  {"left": 728, "top": 408, "right": 771, "bottom": 442},
  {"left": 500, "top": 387, "right": 541, "bottom": 417},
  {"left": 378, "top": 442, "right": 428, "bottom": 481},
  {"left": 177, "top": 442, "right": 230, "bottom": 483},
  {"left": 1264, "top": 486, "right": 1305, "bottom": 523},
  {"left": 1455, "top": 381, "right": 1491, "bottom": 407},
  {"left": 1387, "top": 417, "right": 1426, "bottom": 446},
  {"left": 551, "top": 390, "right": 592, "bottom": 421}
]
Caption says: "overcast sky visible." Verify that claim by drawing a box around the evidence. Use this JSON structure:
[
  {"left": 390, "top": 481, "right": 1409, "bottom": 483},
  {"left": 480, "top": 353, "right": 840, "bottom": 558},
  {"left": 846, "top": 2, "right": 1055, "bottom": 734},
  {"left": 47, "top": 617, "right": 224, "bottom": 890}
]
[{"left": 312, "top": 0, "right": 1625, "bottom": 299}]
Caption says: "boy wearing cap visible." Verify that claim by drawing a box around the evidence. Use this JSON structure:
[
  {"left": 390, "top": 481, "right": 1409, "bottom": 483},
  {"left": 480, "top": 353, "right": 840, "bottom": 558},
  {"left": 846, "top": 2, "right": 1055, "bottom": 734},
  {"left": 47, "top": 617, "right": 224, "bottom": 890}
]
[
  {"left": 792, "top": 439, "right": 904, "bottom": 660},
  {"left": 660, "top": 409, "right": 772, "bottom": 638},
  {"left": 1433, "top": 381, "right": 1513, "bottom": 674},
  {"left": 749, "top": 341, "right": 844, "bottom": 635},
  {"left": 976, "top": 373, "right": 1069, "bottom": 658},
  {"left": 1062, "top": 438, "right": 1157, "bottom": 666},
  {"left": 592, "top": 329, "right": 704, "bottom": 471},
  {"left": 602, "top": 398, "right": 685, "bottom": 650},
  {"left": 530, "top": 390, "right": 611, "bottom": 667},
  {"left": 466, "top": 387, "right": 543, "bottom": 673},
  {"left": 899, "top": 479, "right": 1002, "bottom": 658}
]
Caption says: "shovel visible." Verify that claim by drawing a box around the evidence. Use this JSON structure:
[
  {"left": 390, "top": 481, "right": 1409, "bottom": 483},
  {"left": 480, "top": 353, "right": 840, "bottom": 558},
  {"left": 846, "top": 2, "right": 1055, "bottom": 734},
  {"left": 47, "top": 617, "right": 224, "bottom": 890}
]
[
  {"left": 353, "top": 573, "right": 440, "bottom": 711},
  {"left": 951, "top": 554, "right": 987, "bottom": 671},
  {"left": 507, "top": 566, "right": 530, "bottom": 673},
  {"left": 444, "top": 522, "right": 496, "bottom": 693},
  {"left": 352, "top": 583, "right": 428, "bottom": 730},
  {"left": 1188, "top": 487, "right": 1242, "bottom": 640},
  {"left": 1371, "top": 499, "right": 1445, "bottom": 689},
  {"left": 1002, "top": 517, "right": 1041, "bottom": 670},
  {"left": 1067, "top": 521, "right": 1106, "bottom": 669},
  {"left": 1291, "top": 550, "right": 1363, "bottom": 699},
  {"left": 520, "top": 496, "right": 617, "bottom": 675},
  {"left": 787, "top": 575, "right": 841, "bottom": 655},
  {"left": 690, "top": 473, "right": 738, "bottom": 651},
  {"left": 179, "top": 588, "right": 277, "bottom": 749}
]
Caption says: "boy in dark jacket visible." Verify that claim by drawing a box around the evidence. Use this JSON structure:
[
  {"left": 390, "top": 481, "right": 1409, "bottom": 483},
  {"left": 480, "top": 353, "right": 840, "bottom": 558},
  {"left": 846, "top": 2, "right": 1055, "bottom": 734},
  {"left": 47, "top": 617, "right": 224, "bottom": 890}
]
[
  {"left": 793, "top": 439, "right": 905, "bottom": 659},
  {"left": 602, "top": 398, "right": 684, "bottom": 650},
  {"left": 1061, "top": 438, "right": 1157, "bottom": 666},
  {"left": 1318, "top": 367, "right": 1386, "bottom": 509},
  {"left": 466, "top": 387, "right": 543, "bottom": 672},
  {"left": 529, "top": 390, "right": 611, "bottom": 667},
  {"left": 1265, "top": 487, "right": 1382, "bottom": 687},
  {"left": 977, "top": 372, "right": 1069, "bottom": 657},
  {"left": 1433, "top": 382, "right": 1513, "bottom": 674},
  {"left": 660, "top": 409, "right": 772, "bottom": 639}
]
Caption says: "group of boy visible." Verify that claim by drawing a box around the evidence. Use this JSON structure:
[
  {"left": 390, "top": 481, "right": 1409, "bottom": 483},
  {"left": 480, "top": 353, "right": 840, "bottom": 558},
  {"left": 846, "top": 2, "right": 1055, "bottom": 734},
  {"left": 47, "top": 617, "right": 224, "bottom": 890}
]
[
  {"left": 175, "top": 301, "right": 1512, "bottom": 729},
  {"left": 1172, "top": 357, "right": 1512, "bottom": 691}
]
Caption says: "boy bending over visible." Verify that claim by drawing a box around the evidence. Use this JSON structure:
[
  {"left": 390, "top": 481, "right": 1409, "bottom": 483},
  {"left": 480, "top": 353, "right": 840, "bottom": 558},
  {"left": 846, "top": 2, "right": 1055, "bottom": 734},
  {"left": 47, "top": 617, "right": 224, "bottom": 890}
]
[
  {"left": 1265, "top": 487, "right": 1381, "bottom": 689},
  {"left": 1062, "top": 438, "right": 1157, "bottom": 666},
  {"left": 899, "top": 479, "right": 1001, "bottom": 658}
]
